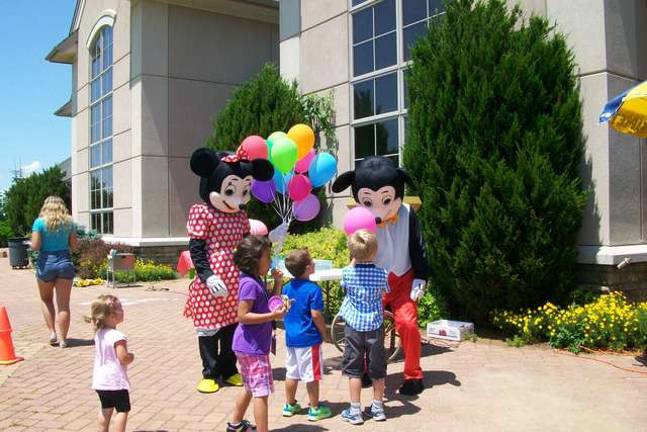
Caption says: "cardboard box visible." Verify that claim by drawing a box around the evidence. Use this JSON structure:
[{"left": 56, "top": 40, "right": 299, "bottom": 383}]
[{"left": 427, "top": 320, "right": 475, "bottom": 341}]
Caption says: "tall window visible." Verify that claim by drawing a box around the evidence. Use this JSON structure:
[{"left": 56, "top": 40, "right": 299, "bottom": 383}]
[
  {"left": 350, "top": 0, "right": 446, "bottom": 167},
  {"left": 89, "top": 26, "right": 114, "bottom": 234}
]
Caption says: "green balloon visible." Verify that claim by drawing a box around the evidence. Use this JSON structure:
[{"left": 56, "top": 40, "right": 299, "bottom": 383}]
[
  {"left": 270, "top": 136, "right": 298, "bottom": 174},
  {"left": 266, "top": 132, "right": 287, "bottom": 162}
]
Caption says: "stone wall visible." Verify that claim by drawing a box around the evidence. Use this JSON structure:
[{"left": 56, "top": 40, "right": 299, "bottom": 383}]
[
  {"left": 577, "top": 263, "right": 647, "bottom": 301},
  {"left": 133, "top": 245, "right": 188, "bottom": 268}
]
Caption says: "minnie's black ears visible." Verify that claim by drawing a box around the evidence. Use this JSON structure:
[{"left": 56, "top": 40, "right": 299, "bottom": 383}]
[
  {"left": 251, "top": 159, "right": 274, "bottom": 181},
  {"left": 331, "top": 171, "right": 356, "bottom": 193},
  {"left": 190, "top": 148, "right": 220, "bottom": 177}
]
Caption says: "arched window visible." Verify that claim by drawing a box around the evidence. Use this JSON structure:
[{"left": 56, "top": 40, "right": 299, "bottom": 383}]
[{"left": 88, "top": 25, "right": 113, "bottom": 234}]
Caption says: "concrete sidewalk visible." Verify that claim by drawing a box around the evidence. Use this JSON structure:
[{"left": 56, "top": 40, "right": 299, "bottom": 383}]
[{"left": 0, "top": 255, "right": 645, "bottom": 431}]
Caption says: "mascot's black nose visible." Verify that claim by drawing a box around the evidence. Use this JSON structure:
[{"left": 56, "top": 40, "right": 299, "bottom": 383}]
[
  {"left": 375, "top": 217, "right": 382, "bottom": 224},
  {"left": 239, "top": 203, "right": 247, "bottom": 210}
]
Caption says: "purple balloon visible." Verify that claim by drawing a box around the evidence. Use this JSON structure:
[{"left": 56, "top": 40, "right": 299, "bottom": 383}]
[
  {"left": 292, "top": 194, "right": 321, "bottom": 222},
  {"left": 252, "top": 180, "right": 276, "bottom": 204}
]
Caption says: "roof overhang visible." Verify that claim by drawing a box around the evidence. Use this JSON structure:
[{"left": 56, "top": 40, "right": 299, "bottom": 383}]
[
  {"left": 157, "top": 0, "right": 279, "bottom": 24},
  {"left": 46, "top": 31, "right": 78, "bottom": 64},
  {"left": 54, "top": 99, "right": 73, "bottom": 117}
]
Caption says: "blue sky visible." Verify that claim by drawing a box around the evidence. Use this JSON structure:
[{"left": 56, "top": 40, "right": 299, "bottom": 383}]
[{"left": 0, "top": 1, "right": 77, "bottom": 193}]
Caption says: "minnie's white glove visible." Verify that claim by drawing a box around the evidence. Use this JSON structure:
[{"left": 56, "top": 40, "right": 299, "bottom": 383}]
[
  {"left": 206, "top": 275, "right": 228, "bottom": 297},
  {"left": 268, "top": 222, "right": 290, "bottom": 244},
  {"left": 410, "top": 278, "right": 426, "bottom": 302}
]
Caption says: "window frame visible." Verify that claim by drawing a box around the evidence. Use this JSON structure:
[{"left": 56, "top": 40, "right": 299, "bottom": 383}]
[
  {"left": 348, "top": 0, "right": 446, "bottom": 167},
  {"left": 88, "top": 25, "right": 114, "bottom": 234}
]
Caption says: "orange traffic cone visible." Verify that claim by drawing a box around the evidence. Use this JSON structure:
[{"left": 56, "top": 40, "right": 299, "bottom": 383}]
[{"left": 0, "top": 306, "right": 23, "bottom": 365}]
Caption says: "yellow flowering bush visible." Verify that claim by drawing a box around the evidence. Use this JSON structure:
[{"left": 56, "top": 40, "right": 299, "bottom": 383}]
[
  {"left": 73, "top": 278, "right": 104, "bottom": 287},
  {"left": 113, "top": 259, "right": 177, "bottom": 283},
  {"left": 491, "top": 292, "right": 647, "bottom": 352}
]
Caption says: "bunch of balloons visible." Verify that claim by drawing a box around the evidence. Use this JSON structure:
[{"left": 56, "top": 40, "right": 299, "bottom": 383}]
[{"left": 242, "top": 124, "right": 338, "bottom": 228}]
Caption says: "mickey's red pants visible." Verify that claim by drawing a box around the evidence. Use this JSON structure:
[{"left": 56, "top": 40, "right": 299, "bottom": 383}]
[{"left": 384, "top": 270, "right": 423, "bottom": 380}]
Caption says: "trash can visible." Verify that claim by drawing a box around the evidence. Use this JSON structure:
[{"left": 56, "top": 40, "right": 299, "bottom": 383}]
[{"left": 7, "top": 238, "right": 29, "bottom": 269}]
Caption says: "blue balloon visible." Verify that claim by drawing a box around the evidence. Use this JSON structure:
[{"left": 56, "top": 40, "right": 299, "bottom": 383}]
[
  {"left": 308, "top": 152, "right": 337, "bottom": 187},
  {"left": 273, "top": 171, "right": 292, "bottom": 194}
]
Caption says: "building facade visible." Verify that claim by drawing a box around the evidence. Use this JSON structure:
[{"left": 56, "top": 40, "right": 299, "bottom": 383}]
[
  {"left": 279, "top": 0, "right": 647, "bottom": 296},
  {"left": 48, "top": 0, "right": 279, "bottom": 261}
]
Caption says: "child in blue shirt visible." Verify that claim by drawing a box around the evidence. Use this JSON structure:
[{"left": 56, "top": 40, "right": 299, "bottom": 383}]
[{"left": 281, "top": 249, "right": 332, "bottom": 422}]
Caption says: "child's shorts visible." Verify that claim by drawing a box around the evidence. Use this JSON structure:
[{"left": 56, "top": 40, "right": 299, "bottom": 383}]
[
  {"left": 342, "top": 326, "right": 386, "bottom": 380},
  {"left": 236, "top": 353, "right": 274, "bottom": 398},
  {"left": 96, "top": 389, "right": 131, "bottom": 413},
  {"left": 285, "top": 343, "right": 324, "bottom": 383}
]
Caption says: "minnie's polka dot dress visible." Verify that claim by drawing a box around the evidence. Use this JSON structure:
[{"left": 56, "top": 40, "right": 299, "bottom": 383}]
[{"left": 184, "top": 203, "right": 250, "bottom": 330}]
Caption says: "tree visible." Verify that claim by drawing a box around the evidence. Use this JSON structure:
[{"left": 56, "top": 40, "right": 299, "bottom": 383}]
[
  {"left": 206, "top": 63, "right": 334, "bottom": 232},
  {"left": 4, "top": 166, "right": 71, "bottom": 237},
  {"left": 403, "top": 0, "right": 587, "bottom": 322}
]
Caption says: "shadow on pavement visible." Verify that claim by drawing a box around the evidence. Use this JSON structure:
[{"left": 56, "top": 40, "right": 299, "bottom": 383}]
[
  {"left": 272, "top": 425, "right": 329, "bottom": 432},
  {"left": 64, "top": 337, "right": 94, "bottom": 347},
  {"left": 273, "top": 366, "right": 286, "bottom": 381},
  {"left": 635, "top": 352, "right": 646, "bottom": 367},
  {"left": 133, "top": 430, "right": 169, "bottom": 432}
]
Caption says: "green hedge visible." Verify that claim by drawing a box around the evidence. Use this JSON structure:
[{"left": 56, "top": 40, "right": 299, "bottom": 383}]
[{"left": 403, "top": 0, "right": 587, "bottom": 323}]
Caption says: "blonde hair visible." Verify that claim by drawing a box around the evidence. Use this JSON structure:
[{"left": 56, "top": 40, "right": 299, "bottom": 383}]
[
  {"left": 39, "top": 196, "right": 72, "bottom": 232},
  {"left": 348, "top": 229, "right": 378, "bottom": 262},
  {"left": 88, "top": 294, "right": 121, "bottom": 331}
]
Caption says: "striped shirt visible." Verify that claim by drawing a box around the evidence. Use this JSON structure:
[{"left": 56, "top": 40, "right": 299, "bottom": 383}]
[{"left": 338, "top": 264, "right": 390, "bottom": 332}]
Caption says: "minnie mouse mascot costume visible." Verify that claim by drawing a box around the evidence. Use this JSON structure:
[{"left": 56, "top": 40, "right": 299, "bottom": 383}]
[
  {"left": 186, "top": 146, "right": 288, "bottom": 393},
  {"left": 333, "top": 156, "right": 429, "bottom": 395}
]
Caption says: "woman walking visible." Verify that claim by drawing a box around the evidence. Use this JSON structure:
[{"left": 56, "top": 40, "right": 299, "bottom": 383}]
[{"left": 31, "top": 196, "right": 77, "bottom": 348}]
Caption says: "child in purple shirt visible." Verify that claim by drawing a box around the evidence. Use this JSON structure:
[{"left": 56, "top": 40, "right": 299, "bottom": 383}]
[{"left": 229, "top": 236, "right": 286, "bottom": 432}]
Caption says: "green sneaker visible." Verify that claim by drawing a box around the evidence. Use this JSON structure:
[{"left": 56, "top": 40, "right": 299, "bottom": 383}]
[
  {"left": 282, "top": 402, "right": 303, "bottom": 417},
  {"left": 308, "top": 404, "right": 332, "bottom": 422}
]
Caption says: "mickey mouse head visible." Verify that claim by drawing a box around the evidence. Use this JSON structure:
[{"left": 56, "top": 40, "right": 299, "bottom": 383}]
[
  {"left": 191, "top": 147, "right": 274, "bottom": 213},
  {"left": 332, "top": 156, "right": 412, "bottom": 223}
]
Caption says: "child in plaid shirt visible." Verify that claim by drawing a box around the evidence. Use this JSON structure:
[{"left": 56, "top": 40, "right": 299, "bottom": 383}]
[{"left": 339, "top": 229, "right": 390, "bottom": 425}]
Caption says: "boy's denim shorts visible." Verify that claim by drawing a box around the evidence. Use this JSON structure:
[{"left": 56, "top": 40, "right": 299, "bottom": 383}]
[
  {"left": 342, "top": 326, "right": 387, "bottom": 380},
  {"left": 35, "top": 251, "right": 75, "bottom": 282}
]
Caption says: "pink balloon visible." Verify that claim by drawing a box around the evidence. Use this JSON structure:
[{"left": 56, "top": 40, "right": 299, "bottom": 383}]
[
  {"left": 288, "top": 174, "right": 312, "bottom": 202},
  {"left": 249, "top": 218, "right": 269, "bottom": 236},
  {"left": 292, "top": 194, "right": 320, "bottom": 222},
  {"left": 343, "top": 206, "right": 377, "bottom": 235},
  {"left": 295, "top": 149, "right": 316, "bottom": 174},
  {"left": 241, "top": 135, "right": 268, "bottom": 160}
]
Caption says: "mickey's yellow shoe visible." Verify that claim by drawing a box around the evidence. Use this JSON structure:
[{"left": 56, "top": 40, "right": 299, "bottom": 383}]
[
  {"left": 196, "top": 378, "right": 220, "bottom": 393},
  {"left": 224, "top": 373, "right": 243, "bottom": 387}
]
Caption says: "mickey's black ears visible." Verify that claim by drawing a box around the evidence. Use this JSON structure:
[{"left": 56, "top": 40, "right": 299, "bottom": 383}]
[
  {"left": 190, "top": 148, "right": 220, "bottom": 177},
  {"left": 331, "top": 171, "right": 356, "bottom": 193},
  {"left": 397, "top": 168, "right": 413, "bottom": 187},
  {"left": 251, "top": 159, "right": 274, "bottom": 181}
]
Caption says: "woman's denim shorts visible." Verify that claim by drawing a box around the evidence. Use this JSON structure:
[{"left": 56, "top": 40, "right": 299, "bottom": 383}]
[{"left": 36, "top": 251, "right": 75, "bottom": 282}]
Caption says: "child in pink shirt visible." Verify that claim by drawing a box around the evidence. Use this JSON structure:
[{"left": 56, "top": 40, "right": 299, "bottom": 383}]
[{"left": 90, "top": 295, "right": 134, "bottom": 432}]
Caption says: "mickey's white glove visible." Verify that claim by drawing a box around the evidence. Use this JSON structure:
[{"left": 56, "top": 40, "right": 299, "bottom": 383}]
[
  {"left": 410, "top": 278, "right": 426, "bottom": 302},
  {"left": 206, "top": 275, "right": 228, "bottom": 297},
  {"left": 268, "top": 222, "right": 289, "bottom": 244}
]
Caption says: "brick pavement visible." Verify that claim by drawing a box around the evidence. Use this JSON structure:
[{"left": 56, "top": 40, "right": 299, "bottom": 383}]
[{"left": 0, "top": 254, "right": 646, "bottom": 431}]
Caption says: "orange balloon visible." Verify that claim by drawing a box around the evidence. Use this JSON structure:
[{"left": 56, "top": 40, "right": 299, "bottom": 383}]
[{"left": 288, "top": 124, "right": 315, "bottom": 159}]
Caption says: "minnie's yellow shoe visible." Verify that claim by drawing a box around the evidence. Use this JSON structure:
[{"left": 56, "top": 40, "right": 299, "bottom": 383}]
[
  {"left": 196, "top": 378, "right": 220, "bottom": 393},
  {"left": 224, "top": 373, "right": 243, "bottom": 387}
]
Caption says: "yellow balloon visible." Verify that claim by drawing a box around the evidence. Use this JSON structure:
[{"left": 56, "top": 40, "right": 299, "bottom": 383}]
[{"left": 288, "top": 124, "right": 315, "bottom": 159}]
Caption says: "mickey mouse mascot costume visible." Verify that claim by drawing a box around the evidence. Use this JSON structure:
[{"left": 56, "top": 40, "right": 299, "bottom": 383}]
[
  {"left": 186, "top": 146, "right": 287, "bottom": 393},
  {"left": 333, "top": 156, "right": 429, "bottom": 395}
]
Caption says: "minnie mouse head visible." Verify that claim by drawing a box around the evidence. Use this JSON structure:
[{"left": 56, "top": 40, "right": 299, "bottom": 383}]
[
  {"left": 332, "top": 156, "right": 412, "bottom": 224},
  {"left": 190, "top": 147, "right": 274, "bottom": 213}
]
